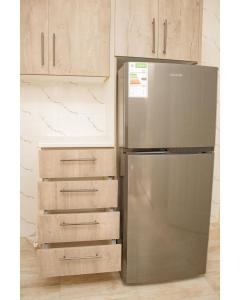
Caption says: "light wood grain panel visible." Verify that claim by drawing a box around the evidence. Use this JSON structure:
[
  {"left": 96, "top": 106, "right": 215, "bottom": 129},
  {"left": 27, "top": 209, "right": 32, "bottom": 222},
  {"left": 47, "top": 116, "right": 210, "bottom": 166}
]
[
  {"left": 20, "top": 0, "right": 49, "bottom": 74},
  {"left": 38, "top": 212, "right": 120, "bottom": 243},
  {"left": 38, "top": 180, "right": 118, "bottom": 210},
  {"left": 39, "top": 148, "right": 116, "bottom": 178},
  {"left": 48, "top": 0, "right": 110, "bottom": 76},
  {"left": 158, "top": 0, "right": 202, "bottom": 62},
  {"left": 115, "top": 0, "right": 159, "bottom": 58},
  {"left": 37, "top": 244, "right": 121, "bottom": 277},
  {"left": 197, "top": 0, "right": 203, "bottom": 64}
]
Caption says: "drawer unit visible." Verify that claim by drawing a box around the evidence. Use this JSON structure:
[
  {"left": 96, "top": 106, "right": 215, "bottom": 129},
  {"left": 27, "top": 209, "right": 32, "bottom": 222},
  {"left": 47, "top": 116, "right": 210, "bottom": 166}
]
[
  {"left": 38, "top": 212, "right": 120, "bottom": 243},
  {"left": 39, "top": 148, "right": 116, "bottom": 178},
  {"left": 37, "top": 147, "right": 121, "bottom": 277},
  {"left": 38, "top": 180, "right": 118, "bottom": 210},
  {"left": 38, "top": 244, "right": 121, "bottom": 277}
]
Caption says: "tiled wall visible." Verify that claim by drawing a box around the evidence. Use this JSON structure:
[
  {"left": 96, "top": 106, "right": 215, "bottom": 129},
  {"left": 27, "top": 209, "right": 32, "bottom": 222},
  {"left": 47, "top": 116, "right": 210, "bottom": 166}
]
[
  {"left": 20, "top": 0, "right": 220, "bottom": 241},
  {"left": 20, "top": 76, "right": 115, "bottom": 240}
]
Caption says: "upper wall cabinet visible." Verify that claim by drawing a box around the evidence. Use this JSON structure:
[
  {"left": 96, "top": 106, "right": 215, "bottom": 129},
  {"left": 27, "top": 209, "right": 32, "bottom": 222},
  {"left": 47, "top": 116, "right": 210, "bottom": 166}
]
[
  {"left": 158, "top": 0, "right": 202, "bottom": 61},
  {"left": 115, "top": 0, "right": 202, "bottom": 63},
  {"left": 20, "top": 0, "right": 49, "bottom": 74},
  {"left": 20, "top": 0, "right": 111, "bottom": 76},
  {"left": 48, "top": 0, "right": 111, "bottom": 76},
  {"left": 115, "top": 0, "right": 159, "bottom": 59}
]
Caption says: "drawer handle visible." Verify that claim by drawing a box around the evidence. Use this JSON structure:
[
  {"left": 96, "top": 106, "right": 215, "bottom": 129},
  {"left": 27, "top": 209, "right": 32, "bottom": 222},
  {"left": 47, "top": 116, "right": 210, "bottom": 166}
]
[
  {"left": 60, "top": 158, "right": 96, "bottom": 162},
  {"left": 60, "top": 254, "right": 102, "bottom": 261},
  {"left": 60, "top": 188, "right": 98, "bottom": 193},
  {"left": 60, "top": 221, "right": 99, "bottom": 226}
]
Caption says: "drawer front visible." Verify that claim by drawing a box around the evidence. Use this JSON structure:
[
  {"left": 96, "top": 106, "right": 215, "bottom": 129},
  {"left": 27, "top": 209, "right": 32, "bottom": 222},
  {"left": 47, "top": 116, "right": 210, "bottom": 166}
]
[
  {"left": 38, "top": 180, "right": 118, "bottom": 210},
  {"left": 38, "top": 244, "right": 121, "bottom": 277},
  {"left": 38, "top": 212, "right": 120, "bottom": 243},
  {"left": 39, "top": 148, "right": 116, "bottom": 178}
]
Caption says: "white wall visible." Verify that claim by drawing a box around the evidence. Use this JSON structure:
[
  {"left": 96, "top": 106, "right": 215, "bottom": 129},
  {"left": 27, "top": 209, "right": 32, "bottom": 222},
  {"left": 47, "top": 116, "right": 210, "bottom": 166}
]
[
  {"left": 20, "top": 0, "right": 220, "bottom": 241},
  {"left": 201, "top": 0, "right": 220, "bottom": 223},
  {"left": 20, "top": 75, "right": 115, "bottom": 239}
]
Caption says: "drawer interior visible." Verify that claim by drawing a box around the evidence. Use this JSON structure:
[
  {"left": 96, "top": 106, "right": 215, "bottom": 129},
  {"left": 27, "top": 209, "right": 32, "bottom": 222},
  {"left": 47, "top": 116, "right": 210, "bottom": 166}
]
[{"left": 39, "top": 240, "right": 118, "bottom": 249}]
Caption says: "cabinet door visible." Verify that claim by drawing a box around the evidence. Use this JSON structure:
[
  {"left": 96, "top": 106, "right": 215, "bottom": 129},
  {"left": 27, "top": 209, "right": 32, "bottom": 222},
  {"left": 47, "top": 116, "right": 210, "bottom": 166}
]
[
  {"left": 48, "top": 0, "right": 111, "bottom": 76},
  {"left": 20, "top": 0, "right": 49, "bottom": 74},
  {"left": 158, "top": 0, "right": 202, "bottom": 62},
  {"left": 115, "top": 0, "right": 159, "bottom": 58}
]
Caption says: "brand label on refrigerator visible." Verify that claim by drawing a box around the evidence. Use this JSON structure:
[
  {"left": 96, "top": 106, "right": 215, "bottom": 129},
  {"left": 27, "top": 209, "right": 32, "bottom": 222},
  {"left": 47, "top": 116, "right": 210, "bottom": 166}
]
[{"left": 128, "top": 62, "right": 148, "bottom": 98}]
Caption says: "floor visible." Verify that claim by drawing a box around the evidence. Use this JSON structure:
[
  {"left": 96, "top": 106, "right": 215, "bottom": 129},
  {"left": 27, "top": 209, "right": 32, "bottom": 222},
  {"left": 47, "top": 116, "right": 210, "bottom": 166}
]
[{"left": 20, "top": 222, "right": 220, "bottom": 300}]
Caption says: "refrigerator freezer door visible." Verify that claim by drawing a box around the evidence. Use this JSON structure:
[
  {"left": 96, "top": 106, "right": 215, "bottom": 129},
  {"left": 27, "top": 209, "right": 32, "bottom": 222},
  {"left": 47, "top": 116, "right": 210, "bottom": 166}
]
[
  {"left": 120, "top": 63, "right": 218, "bottom": 148},
  {"left": 121, "top": 152, "right": 214, "bottom": 284}
]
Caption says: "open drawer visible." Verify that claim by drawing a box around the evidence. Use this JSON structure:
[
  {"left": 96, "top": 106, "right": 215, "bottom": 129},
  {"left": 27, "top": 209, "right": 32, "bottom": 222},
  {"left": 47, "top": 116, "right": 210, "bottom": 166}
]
[
  {"left": 37, "top": 244, "right": 121, "bottom": 277},
  {"left": 37, "top": 212, "right": 120, "bottom": 243},
  {"left": 38, "top": 180, "right": 118, "bottom": 210}
]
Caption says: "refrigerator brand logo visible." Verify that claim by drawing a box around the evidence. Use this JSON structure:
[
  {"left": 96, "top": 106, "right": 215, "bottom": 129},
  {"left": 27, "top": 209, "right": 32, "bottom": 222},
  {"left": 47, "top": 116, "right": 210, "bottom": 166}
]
[{"left": 170, "top": 73, "right": 183, "bottom": 77}]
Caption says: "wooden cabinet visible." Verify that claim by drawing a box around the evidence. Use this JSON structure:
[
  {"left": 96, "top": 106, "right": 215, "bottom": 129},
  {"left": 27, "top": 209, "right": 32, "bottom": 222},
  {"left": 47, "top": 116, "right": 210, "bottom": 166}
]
[
  {"left": 38, "top": 244, "right": 121, "bottom": 277},
  {"left": 39, "top": 148, "right": 116, "bottom": 178},
  {"left": 20, "top": 0, "right": 48, "bottom": 74},
  {"left": 20, "top": 0, "right": 111, "bottom": 76},
  {"left": 115, "top": 0, "right": 202, "bottom": 62},
  {"left": 158, "top": 0, "right": 202, "bottom": 61},
  {"left": 38, "top": 180, "right": 118, "bottom": 210},
  {"left": 37, "top": 147, "right": 121, "bottom": 277},
  {"left": 48, "top": 0, "right": 110, "bottom": 76},
  {"left": 38, "top": 212, "right": 120, "bottom": 243},
  {"left": 115, "top": 0, "right": 158, "bottom": 58}
]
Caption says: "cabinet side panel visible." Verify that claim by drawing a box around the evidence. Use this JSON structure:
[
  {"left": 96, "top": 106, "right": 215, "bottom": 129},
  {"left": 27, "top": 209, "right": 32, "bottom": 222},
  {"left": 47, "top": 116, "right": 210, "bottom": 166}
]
[{"left": 117, "top": 65, "right": 125, "bottom": 148}]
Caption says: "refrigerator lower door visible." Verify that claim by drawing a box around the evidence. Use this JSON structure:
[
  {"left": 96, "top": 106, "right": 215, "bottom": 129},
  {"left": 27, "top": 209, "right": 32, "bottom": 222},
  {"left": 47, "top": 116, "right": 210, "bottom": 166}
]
[{"left": 121, "top": 152, "right": 214, "bottom": 284}]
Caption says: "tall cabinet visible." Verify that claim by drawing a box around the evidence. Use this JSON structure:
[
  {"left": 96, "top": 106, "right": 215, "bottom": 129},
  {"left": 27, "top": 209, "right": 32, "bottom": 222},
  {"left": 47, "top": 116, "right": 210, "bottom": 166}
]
[
  {"left": 115, "top": 0, "right": 203, "bottom": 62},
  {"left": 20, "top": 0, "right": 111, "bottom": 76}
]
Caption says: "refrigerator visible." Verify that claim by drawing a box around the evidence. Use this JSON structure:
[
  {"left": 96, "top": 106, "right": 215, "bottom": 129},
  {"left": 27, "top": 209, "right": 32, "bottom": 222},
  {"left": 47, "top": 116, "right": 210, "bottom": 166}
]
[{"left": 117, "top": 62, "right": 218, "bottom": 284}]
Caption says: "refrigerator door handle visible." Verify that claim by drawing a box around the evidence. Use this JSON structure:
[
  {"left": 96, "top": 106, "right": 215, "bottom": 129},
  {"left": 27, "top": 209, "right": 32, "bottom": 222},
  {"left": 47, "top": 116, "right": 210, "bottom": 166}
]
[
  {"left": 120, "top": 154, "right": 126, "bottom": 176},
  {"left": 128, "top": 151, "right": 171, "bottom": 155}
]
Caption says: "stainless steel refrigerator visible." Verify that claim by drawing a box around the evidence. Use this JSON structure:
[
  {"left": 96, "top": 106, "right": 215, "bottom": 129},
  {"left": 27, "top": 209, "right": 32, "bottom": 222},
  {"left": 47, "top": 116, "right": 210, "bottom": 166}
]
[{"left": 117, "top": 62, "right": 218, "bottom": 284}]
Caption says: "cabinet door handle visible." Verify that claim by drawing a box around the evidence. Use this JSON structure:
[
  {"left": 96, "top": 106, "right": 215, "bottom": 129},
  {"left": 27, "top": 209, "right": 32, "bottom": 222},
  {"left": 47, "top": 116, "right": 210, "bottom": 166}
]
[
  {"left": 163, "top": 19, "right": 168, "bottom": 54},
  {"left": 53, "top": 33, "right": 56, "bottom": 66},
  {"left": 60, "top": 188, "right": 98, "bottom": 193},
  {"left": 60, "top": 221, "right": 99, "bottom": 226},
  {"left": 41, "top": 32, "right": 44, "bottom": 66},
  {"left": 152, "top": 18, "right": 156, "bottom": 54},
  {"left": 59, "top": 255, "right": 102, "bottom": 261},
  {"left": 60, "top": 158, "right": 96, "bottom": 162}
]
